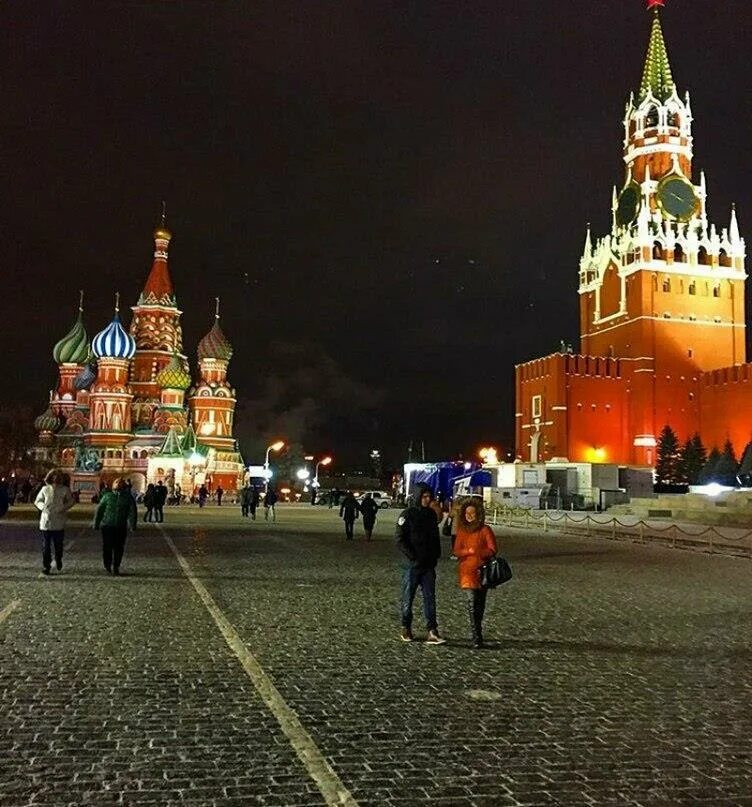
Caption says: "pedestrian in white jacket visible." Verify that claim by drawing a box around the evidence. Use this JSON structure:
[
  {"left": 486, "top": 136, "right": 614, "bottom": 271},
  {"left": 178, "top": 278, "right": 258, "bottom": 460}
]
[{"left": 34, "top": 469, "right": 75, "bottom": 575}]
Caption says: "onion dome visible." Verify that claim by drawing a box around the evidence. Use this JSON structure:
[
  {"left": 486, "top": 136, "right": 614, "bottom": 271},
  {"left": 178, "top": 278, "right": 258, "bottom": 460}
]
[
  {"left": 197, "top": 299, "right": 233, "bottom": 361},
  {"left": 52, "top": 293, "right": 89, "bottom": 365},
  {"left": 92, "top": 294, "right": 136, "bottom": 360},
  {"left": 34, "top": 406, "right": 62, "bottom": 434},
  {"left": 74, "top": 363, "right": 97, "bottom": 391},
  {"left": 156, "top": 353, "right": 191, "bottom": 391}
]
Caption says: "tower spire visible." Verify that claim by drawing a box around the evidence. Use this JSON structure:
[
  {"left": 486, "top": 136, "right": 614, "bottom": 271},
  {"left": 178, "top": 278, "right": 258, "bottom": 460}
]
[
  {"left": 640, "top": 2, "right": 675, "bottom": 101},
  {"left": 138, "top": 204, "right": 176, "bottom": 306},
  {"left": 215, "top": 296, "right": 221, "bottom": 320}
]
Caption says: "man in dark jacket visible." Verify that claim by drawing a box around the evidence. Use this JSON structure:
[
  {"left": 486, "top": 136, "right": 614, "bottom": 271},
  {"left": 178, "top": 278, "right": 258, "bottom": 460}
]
[
  {"left": 396, "top": 485, "right": 446, "bottom": 644},
  {"left": 155, "top": 481, "right": 167, "bottom": 523},
  {"left": 94, "top": 478, "right": 137, "bottom": 575},
  {"left": 339, "top": 492, "right": 359, "bottom": 540}
]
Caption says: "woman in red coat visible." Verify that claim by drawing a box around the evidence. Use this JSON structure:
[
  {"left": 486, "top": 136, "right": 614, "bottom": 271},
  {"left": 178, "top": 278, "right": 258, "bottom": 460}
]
[{"left": 454, "top": 499, "right": 497, "bottom": 648}]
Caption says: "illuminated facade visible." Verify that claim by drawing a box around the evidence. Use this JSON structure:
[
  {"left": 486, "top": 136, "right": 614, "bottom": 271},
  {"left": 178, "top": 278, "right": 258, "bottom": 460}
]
[
  {"left": 35, "top": 213, "right": 245, "bottom": 496},
  {"left": 515, "top": 6, "right": 748, "bottom": 466}
]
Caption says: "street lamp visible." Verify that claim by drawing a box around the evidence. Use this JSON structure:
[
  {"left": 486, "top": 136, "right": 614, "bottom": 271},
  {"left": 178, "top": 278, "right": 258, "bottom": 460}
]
[
  {"left": 264, "top": 440, "right": 285, "bottom": 472},
  {"left": 296, "top": 468, "right": 311, "bottom": 481},
  {"left": 314, "top": 456, "right": 333, "bottom": 487}
]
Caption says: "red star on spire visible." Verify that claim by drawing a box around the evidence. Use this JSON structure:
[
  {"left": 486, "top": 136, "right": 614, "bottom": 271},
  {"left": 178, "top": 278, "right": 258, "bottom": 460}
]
[{"left": 647, "top": 0, "right": 666, "bottom": 8}]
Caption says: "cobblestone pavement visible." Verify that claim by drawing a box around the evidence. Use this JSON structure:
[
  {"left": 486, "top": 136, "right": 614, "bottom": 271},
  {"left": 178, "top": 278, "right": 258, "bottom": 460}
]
[{"left": 1, "top": 504, "right": 751, "bottom": 806}]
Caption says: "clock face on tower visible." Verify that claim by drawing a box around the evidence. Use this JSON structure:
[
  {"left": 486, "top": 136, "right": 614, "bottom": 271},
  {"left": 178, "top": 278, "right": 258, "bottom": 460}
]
[
  {"left": 616, "top": 183, "right": 641, "bottom": 227},
  {"left": 656, "top": 175, "right": 700, "bottom": 222}
]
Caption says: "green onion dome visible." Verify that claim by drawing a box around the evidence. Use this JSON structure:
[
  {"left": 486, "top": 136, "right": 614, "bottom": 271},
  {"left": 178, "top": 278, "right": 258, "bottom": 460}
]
[
  {"left": 52, "top": 310, "right": 89, "bottom": 365},
  {"left": 197, "top": 318, "right": 233, "bottom": 361},
  {"left": 156, "top": 353, "right": 191, "bottom": 391},
  {"left": 34, "top": 406, "right": 62, "bottom": 434}
]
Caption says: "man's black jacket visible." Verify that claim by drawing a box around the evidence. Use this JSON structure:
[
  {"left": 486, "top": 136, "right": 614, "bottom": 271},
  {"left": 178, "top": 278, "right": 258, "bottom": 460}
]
[{"left": 395, "top": 505, "right": 441, "bottom": 570}]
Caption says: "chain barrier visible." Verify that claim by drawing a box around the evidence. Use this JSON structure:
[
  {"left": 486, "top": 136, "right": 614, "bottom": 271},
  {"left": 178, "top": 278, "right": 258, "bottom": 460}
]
[{"left": 487, "top": 506, "right": 752, "bottom": 558}]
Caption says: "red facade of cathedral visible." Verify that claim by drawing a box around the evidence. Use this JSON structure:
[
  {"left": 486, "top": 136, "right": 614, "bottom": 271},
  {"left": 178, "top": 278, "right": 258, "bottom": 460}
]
[{"left": 515, "top": 8, "right": 748, "bottom": 467}]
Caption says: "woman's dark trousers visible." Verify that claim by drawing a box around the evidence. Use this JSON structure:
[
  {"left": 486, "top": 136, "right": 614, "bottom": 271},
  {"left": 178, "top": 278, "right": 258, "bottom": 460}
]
[
  {"left": 344, "top": 518, "right": 355, "bottom": 540},
  {"left": 102, "top": 526, "right": 127, "bottom": 572},
  {"left": 42, "top": 530, "right": 64, "bottom": 571},
  {"left": 466, "top": 588, "right": 488, "bottom": 645}
]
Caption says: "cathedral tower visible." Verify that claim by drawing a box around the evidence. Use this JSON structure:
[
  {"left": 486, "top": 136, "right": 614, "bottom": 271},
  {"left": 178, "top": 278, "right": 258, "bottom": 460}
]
[
  {"left": 88, "top": 297, "right": 136, "bottom": 448},
  {"left": 188, "top": 300, "right": 238, "bottom": 452},
  {"left": 51, "top": 292, "right": 89, "bottom": 419},
  {"left": 129, "top": 208, "right": 184, "bottom": 431}
]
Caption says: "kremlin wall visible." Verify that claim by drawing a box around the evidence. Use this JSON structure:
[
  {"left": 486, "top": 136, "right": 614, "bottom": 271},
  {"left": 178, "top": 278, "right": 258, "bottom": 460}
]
[
  {"left": 515, "top": 9, "right": 750, "bottom": 468},
  {"left": 33, "top": 215, "right": 245, "bottom": 499}
]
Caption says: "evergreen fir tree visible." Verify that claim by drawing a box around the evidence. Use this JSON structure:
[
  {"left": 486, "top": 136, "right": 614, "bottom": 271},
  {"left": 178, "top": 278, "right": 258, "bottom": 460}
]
[
  {"left": 737, "top": 442, "right": 752, "bottom": 486},
  {"left": 655, "top": 424, "right": 680, "bottom": 485},
  {"left": 698, "top": 446, "right": 721, "bottom": 485},
  {"left": 679, "top": 432, "right": 707, "bottom": 485},
  {"left": 714, "top": 439, "right": 739, "bottom": 487}
]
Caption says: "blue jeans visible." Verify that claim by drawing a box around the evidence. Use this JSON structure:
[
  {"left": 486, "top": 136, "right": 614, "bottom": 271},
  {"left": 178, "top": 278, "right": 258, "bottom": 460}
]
[{"left": 400, "top": 566, "right": 438, "bottom": 631}]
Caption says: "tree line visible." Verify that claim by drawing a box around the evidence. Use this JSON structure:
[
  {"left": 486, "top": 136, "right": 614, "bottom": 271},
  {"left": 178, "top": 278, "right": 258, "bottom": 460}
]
[{"left": 655, "top": 425, "right": 752, "bottom": 488}]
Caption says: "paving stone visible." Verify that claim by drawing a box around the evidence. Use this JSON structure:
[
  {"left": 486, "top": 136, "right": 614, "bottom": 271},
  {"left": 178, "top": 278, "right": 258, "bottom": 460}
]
[{"left": 1, "top": 507, "right": 751, "bottom": 805}]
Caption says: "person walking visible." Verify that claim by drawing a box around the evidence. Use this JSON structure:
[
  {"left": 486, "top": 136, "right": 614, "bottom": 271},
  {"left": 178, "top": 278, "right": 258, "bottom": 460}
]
[
  {"left": 94, "top": 478, "right": 137, "bottom": 575},
  {"left": 240, "top": 483, "right": 252, "bottom": 517},
  {"left": 34, "top": 469, "right": 75, "bottom": 575},
  {"left": 264, "top": 485, "right": 278, "bottom": 521},
  {"left": 249, "top": 486, "right": 259, "bottom": 520},
  {"left": 216, "top": 485, "right": 224, "bottom": 506},
  {"left": 198, "top": 484, "right": 208, "bottom": 508},
  {"left": 359, "top": 492, "right": 379, "bottom": 541},
  {"left": 155, "top": 481, "right": 167, "bottom": 523},
  {"left": 0, "top": 480, "right": 9, "bottom": 519},
  {"left": 453, "top": 499, "right": 497, "bottom": 649},
  {"left": 339, "top": 492, "right": 359, "bottom": 540},
  {"left": 396, "top": 485, "right": 445, "bottom": 644},
  {"left": 143, "top": 483, "right": 156, "bottom": 523}
]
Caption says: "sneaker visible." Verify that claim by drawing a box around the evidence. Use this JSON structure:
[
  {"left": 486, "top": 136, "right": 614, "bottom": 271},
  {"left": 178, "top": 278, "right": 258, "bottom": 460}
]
[
  {"left": 400, "top": 628, "right": 414, "bottom": 643},
  {"left": 42, "top": 568, "right": 50, "bottom": 576},
  {"left": 426, "top": 631, "right": 446, "bottom": 645}
]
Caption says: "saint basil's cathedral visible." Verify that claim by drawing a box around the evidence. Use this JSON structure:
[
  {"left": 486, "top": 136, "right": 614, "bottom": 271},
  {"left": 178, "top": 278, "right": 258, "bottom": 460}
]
[
  {"left": 33, "top": 214, "right": 245, "bottom": 498},
  {"left": 516, "top": 3, "right": 750, "bottom": 467}
]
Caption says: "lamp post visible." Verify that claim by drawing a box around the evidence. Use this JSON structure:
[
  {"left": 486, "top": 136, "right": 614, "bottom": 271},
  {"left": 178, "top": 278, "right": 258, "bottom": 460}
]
[
  {"left": 264, "top": 440, "right": 285, "bottom": 474},
  {"left": 314, "top": 456, "right": 333, "bottom": 487}
]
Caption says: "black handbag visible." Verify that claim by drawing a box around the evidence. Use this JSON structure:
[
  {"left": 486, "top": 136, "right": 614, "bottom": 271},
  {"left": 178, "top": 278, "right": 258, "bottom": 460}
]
[{"left": 478, "top": 556, "right": 513, "bottom": 589}]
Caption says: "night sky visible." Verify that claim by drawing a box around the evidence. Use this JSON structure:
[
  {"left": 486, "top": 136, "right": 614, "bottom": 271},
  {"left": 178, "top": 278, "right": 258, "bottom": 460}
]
[{"left": 4, "top": 1, "right": 752, "bottom": 468}]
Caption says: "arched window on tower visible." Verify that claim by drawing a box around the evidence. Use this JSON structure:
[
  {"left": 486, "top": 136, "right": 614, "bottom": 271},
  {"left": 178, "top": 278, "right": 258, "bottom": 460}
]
[
  {"left": 662, "top": 277, "right": 671, "bottom": 293},
  {"left": 698, "top": 246, "right": 709, "bottom": 266},
  {"left": 713, "top": 284, "right": 721, "bottom": 298},
  {"left": 688, "top": 280, "right": 696, "bottom": 295},
  {"left": 674, "top": 244, "right": 685, "bottom": 263},
  {"left": 645, "top": 106, "right": 659, "bottom": 128},
  {"left": 667, "top": 110, "right": 681, "bottom": 128},
  {"left": 653, "top": 242, "right": 664, "bottom": 261},
  {"left": 719, "top": 249, "right": 732, "bottom": 268},
  {"left": 652, "top": 275, "right": 658, "bottom": 292}
]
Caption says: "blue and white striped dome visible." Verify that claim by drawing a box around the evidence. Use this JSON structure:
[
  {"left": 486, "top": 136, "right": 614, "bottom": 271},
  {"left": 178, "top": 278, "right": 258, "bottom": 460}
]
[{"left": 92, "top": 313, "right": 136, "bottom": 360}]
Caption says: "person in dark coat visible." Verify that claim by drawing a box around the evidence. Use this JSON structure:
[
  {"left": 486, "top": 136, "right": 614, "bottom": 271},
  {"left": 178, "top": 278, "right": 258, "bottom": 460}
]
[
  {"left": 155, "top": 481, "right": 167, "bottom": 523},
  {"left": 198, "top": 484, "right": 208, "bottom": 508},
  {"left": 395, "top": 485, "right": 445, "bottom": 644},
  {"left": 249, "top": 487, "right": 259, "bottom": 520},
  {"left": 0, "top": 481, "right": 9, "bottom": 519},
  {"left": 143, "top": 484, "right": 156, "bottom": 522},
  {"left": 216, "top": 485, "right": 224, "bottom": 506},
  {"left": 240, "top": 484, "right": 252, "bottom": 517},
  {"left": 359, "top": 492, "right": 379, "bottom": 541},
  {"left": 264, "top": 485, "right": 278, "bottom": 521},
  {"left": 339, "top": 492, "right": 359, "bottom": 540},
  {"left": 94, "top": 478, "right": 137, "bottom": 575}
]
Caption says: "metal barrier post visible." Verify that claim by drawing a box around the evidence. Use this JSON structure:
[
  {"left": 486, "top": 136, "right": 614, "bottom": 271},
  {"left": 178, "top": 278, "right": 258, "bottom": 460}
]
[
  {"left": 672, "top": 525, "right": 677, "bottom": 549},
  {"left": 612, "top": 518, "right": 616, "bottom": 540},
  {"left": 586, "top": 516, "right": 590, "bottom": 536},
  {"left": 709, "top": 529, "right": 714, "bottom": 555},
  {"left": 543, "top": 511, "right": 547, "bottom": 533},
  {"left": 639, "top": 522, "right": 644, "bottom": 544}
]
